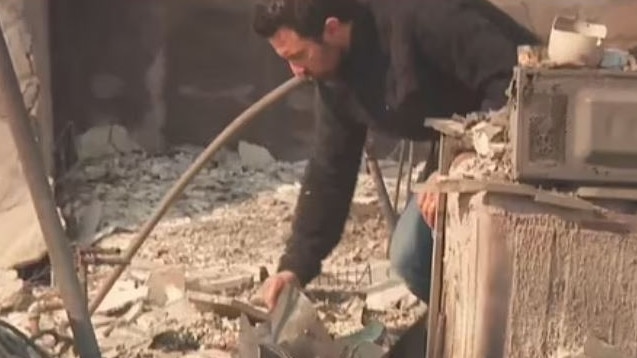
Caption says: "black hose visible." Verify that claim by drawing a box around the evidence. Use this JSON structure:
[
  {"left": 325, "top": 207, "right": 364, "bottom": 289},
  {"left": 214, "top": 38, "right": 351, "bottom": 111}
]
[{"left": 87, "top": 77, "right": 308, "bottom": 317}]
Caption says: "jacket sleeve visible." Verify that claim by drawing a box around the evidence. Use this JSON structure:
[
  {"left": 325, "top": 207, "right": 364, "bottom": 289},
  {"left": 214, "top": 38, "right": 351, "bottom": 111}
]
[
  {"left": 410, "top": 0, "right": 521, "bottom": 110},
  {"left": 278, "top": 83, "right": 367, "bottom": 286}
]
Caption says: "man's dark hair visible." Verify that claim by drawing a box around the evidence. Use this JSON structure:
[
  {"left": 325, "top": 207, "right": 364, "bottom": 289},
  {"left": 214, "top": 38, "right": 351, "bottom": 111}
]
[{"left": 252, "top": 0, "right": 359, "bottom": 40}]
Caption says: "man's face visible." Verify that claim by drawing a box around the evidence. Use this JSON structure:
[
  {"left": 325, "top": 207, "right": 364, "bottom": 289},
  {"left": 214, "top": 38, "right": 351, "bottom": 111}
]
[{"left": 269, "top": 27, "right": 343, "bottom": 80}]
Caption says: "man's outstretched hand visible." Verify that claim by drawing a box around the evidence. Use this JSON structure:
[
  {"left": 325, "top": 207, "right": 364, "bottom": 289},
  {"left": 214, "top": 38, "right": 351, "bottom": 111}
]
[
  {"left": 418, "top": 191, "right": 438, "bottom": 228},
  {"left": 417, "top": 172, "right": 440, "bottom": 228},
  {"left": 259, "top": 270, "right": 300, "bottom": 311}
]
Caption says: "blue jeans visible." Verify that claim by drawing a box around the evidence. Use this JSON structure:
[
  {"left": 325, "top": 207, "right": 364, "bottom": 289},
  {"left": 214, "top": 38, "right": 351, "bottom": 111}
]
[{"left": 389, "top": 196, "right": 434, "bottom": 302}]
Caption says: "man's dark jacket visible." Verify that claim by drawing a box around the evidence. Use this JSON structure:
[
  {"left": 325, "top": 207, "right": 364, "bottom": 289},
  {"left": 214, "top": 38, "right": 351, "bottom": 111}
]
[{"left": 278, "top": 0, "right": 538, "bottom": 285}]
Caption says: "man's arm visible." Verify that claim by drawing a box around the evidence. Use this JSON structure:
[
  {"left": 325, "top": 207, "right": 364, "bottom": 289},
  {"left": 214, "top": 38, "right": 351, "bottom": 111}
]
[
  {"left": 278, "top": 83, "right": 367, "bottom": 286},
  {"left": 410, "top": 0, "right": 526, "bottom": 110}
]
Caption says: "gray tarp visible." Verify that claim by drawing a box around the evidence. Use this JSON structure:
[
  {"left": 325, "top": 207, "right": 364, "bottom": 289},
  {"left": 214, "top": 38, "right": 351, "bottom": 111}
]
[{"left": 0, "top": 120, "right": 46, "bottom": 269}]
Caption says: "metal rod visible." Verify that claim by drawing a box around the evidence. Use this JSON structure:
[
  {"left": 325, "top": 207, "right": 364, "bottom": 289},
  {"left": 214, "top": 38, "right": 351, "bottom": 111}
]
[
  {"left": 393, "top": 140, "right": 407, "bottom": 211},
  {"left": 0, "top": 24, "right": 101, "bottom": 358},
  {"left": 404, "top": 141, "right": 415, "bottom": 211},
  {"left": 363, "top": 141, "right": 397, "bottom": 242},
  {"left": 87, "top": 77, "right": 307, "bottom": 316},
  {"left": 426, "top": 137, "right": 454, "bottom": 358}
]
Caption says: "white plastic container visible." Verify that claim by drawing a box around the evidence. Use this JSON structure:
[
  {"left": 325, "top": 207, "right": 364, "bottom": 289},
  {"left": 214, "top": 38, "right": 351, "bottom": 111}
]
[{"left": 547, "top": 15, "right": 607, "bottom": 67}]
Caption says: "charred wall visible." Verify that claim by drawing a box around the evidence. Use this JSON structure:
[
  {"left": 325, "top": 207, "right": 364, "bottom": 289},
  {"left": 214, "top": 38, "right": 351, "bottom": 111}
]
[
  {"left": 50, "top": 0, "right": 316, "bottom": 170},
  {"left": 48, "top": 0, "right": 637, "bottom": 171}
]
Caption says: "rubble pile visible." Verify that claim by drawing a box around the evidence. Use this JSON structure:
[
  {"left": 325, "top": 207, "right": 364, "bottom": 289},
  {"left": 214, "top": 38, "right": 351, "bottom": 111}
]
[
  {"left": 1, "top": 142, "right": 425, "bottom": 357},
  {"left": 426, "top": 107, "right": 513, "bottom": 182},
  {"left": 452, "top": 109, "right": 512, "bottom": 181}
]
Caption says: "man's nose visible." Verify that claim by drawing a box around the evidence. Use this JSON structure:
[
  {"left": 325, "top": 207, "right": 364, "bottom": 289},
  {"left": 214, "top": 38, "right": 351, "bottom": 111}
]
[{"left": 289, "top": 63, "right": 307, "bottom": 77}]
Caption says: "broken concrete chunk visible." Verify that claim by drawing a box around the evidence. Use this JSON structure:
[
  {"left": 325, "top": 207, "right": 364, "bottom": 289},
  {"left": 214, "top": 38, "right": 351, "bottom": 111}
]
[
  {"left": 471, "top": 121, "right": 503, "bottom": 141},
  {"left": 238, "top": 141, "right": 275, "bottom": 170},
  {"left": 0, "top": 270, "right": 27, "bottom": 312},
  {"left": 365, "top": 279, "right": 413, "bottom": 312},
  {"left": 186, "top": 272, "right": 253, "bottom": 294},
  {"left": 187, "top": 291, "right": 237, "bottom": 318},
  {"left": 345, "top": 296, "right": 366, "bottom": 327},
  {"left": 96, "top": 280, "right": 148, "bottom": 316},
  {"left": 517, "top": 45, "right": 547, "bottom": 68},
  {"left": 423, "top": 118, "right": 466, "bottom": 137},
  {"left": 76, "top": 124, "right": 142, "bottom": 161},
  {"left": 472, "top": 131, "right": 493, "bottom": 157},
  {"left": 135, "top": 298, "right": 200, "bottom": 335},
  {"left": 147, "top": 266, "right": 186, "bottom": 307}
]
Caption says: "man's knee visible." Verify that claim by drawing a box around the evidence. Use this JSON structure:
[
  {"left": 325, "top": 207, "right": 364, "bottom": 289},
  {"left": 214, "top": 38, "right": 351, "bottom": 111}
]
[
  {"left": 389, "top": 197, "right": 435, "bottom": 301},
  {"left": 389, "top": 236, "right": 415, "bottom": 280},
  {"left": 389, "top": 198, "right": 430, "bottom": 279}
]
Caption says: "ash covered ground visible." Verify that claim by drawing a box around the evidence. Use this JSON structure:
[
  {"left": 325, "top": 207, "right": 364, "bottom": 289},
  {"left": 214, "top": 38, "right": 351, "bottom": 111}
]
[{"left": 2, "top": 142, "right": 425, "bottom": 357}]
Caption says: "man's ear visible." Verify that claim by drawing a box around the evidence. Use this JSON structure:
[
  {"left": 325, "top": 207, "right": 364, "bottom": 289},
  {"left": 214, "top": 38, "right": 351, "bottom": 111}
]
[{"left": 323, "top": 17, "right": 341, "bottom": 40}]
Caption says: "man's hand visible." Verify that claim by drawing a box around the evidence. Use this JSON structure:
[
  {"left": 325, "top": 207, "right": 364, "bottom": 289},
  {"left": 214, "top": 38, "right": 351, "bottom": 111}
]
[
  {"left": 259, "top": 270, "right": 300, "bottom": 311},
  {"left": 418, "top": 191, "right": 438, "bottom": 227},
  {"left": 417, "top": 172, "right": 440, "bottom": 228}
]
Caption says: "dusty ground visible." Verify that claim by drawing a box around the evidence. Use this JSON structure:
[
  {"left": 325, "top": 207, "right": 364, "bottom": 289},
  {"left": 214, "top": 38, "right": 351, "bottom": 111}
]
[{"left": 1, "top": 143, "right": 425, "bottom": 357}]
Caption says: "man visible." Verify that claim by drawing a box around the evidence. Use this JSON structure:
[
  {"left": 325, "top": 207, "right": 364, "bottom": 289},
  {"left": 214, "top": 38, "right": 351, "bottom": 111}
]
[{"left": 252, "top": 0, "right": 536, "bottom": 310}]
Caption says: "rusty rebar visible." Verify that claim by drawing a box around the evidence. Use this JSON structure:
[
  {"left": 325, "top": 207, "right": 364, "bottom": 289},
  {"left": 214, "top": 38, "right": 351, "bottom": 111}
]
[
  {"left": 405, "top": 141, "right": 415, "bottom": 211},
  {"left": 0, "top": 23, "right": 101, "bottom": 358},
  {"left": 364, "top": 149, "right": 398, "bottom": 233},
  {"left": 393, "top": 140, "right": 407, "bottom": 211}
]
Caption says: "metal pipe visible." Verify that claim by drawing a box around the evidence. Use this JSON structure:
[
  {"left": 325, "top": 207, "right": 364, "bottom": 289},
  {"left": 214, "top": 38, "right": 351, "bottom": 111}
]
[
  {"left": 87, "top": 77, "right": 307, "bottom": 316},
  {"left": 393, "top": 140, "right": 407, "bottom": 212},
  {"left": 363, "top": 143, "right": 398, "bottom": 235},
  {"left": 0, "top": 24, "right": 102, "bottom": 358},
  {"left": 426, "top": 137, "right": 453, "bottom": 358},
  {"left": 404, "top": 141, "right": 415, "bottom": 211}
]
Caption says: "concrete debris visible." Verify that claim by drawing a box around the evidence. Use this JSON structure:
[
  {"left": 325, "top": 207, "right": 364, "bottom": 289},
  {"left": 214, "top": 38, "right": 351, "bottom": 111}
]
[
  {"left": 0, "top": 144, "right": 423, "bottom": 357},
  {"left": 365, "top": 279, "right": 414, "bottom": 312},
  {"left": 0, "top": 270, "right": 27, "bottom": 312},
  {"left": 96, "top": 280, "right": 148, "bottom": 316},
  {"left": 186, "top": 272, "right": 253, "bottom": 295},
  {"left": 424, "top": 109, "right": 512, "bottom": 182},
  {"left": 187, "top": 291, "right": 237, "bottom": 318},
  {"left": 147, "top": 267, "right": 187, "bottom": 307},
  {"left": 75, "top": 124, "right": 142, "bottom": 161},
  {"left": 517, "top": 45, "right": 546, "bottom": 68},
  {"left": 237, "top": 141, "right": 275, "bottom": 170}
]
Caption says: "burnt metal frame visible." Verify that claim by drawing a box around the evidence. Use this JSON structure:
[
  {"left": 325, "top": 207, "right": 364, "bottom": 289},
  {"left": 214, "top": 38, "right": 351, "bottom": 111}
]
[{"left": 511, "top": 67, "right": 637, "bottom": 184}]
